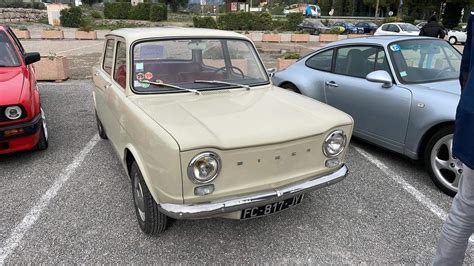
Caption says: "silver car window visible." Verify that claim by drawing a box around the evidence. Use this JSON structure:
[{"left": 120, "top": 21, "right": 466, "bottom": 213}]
[
  {"left": 335, "top": 46, "right": 378, "bottom": 78},
  {"left": 305, "top": 49, "right": 333, "bottom": 72}
]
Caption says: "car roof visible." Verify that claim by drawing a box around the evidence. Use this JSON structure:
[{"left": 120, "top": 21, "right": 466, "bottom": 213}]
[
  {"left": 325, "top": 36, "right": 437, "bottom": 47},
  {"left": 107, "top": 27, "right": 248, "bottom": 43}
]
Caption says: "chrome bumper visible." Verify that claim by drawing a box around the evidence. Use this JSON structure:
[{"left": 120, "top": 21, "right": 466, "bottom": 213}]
[{"left": 159, "top": 165, "right": 348, "bottom": 219}]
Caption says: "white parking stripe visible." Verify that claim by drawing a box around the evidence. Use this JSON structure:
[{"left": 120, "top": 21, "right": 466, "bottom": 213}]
[
  {"left": 56, "top": 42, "right": 103, "bottom": 55},
  {"left": 0, "top": 135, "right": 100, "bottom": 264},
  {"left": 353, "top": 146, "right": 474, "bottom": 244}
]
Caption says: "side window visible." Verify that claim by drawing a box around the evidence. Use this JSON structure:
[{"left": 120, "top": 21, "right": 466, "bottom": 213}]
[
  {"left": 375, "top": 49, "right": 391, "bottom": 73},
  {"left": 334, "top": 46, "right": 378, "bottom": 78},
  {"left": 305, "top": 49, "right": 333, "bottom": 72},
  {"left": 103, "top": 39, "right": 115, "bottom": 75},
  {"left": 113, "top": 41, "right": 127, "bottom": 89},
  {"left": 388, "top": 25, "right": 400, "bottom": 32},
  {"left": 382, "top": 24, "right": 389, "bottom": 31}
]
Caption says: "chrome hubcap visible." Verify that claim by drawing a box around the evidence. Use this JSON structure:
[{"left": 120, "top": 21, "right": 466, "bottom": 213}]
[
  {"left": 133, "top": 174, "right": 146, "bottom": 222},
  {"left": 40, "top": 108, "right": 48, "bottom": 141},
  {"left": 430, "top": 134, "right": 460, "bottom": 192}
]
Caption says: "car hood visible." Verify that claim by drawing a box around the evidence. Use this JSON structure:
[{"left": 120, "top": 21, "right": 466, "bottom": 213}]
[
  {"left": 406, "top": 79, "right": 461, "bottom": 96},
  {"left": 0, "top": 67, "right": 25, "bottom": 105},
  {"left": 129, "top": 86, "right": 353, "bottom": 151}
]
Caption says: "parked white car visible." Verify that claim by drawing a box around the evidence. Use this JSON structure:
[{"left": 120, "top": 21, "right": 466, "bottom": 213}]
[
  {"left": 374, "top": 23, "right": 420, "bottom": 36},
  {"left": 448, "top": 26, "right": 467, "bottom": 45}
]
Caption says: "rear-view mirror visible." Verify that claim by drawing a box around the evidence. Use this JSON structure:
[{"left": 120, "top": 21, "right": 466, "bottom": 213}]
[{"left": 24, "top": 52, "right": 41, "bottom": 65}]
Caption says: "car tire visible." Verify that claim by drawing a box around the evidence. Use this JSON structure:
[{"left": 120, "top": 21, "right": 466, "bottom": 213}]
[
  {"left": 280, "top": 83, "right": 301, "bottom": 94},
  {"left": 449, "top": 36, "right": 457, "bottom": 45},
  {"left": 424, "top": 126, "right": 458, "bottom": 197},
  {"left": 313, "top": 29, "right": 320, "bottom": 35},
  {"left": 96, "top": 112, "right": 108, "bottom": 140},
  {"left": 130, "top": 162, "right": 169, "bottom": 235},
  {"left": 35, "top": 108, "right": 48, "bottom": 151}
]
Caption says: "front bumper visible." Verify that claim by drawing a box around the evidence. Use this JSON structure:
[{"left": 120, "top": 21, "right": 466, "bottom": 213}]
[
  {"left": 159, "top": 165, "right": 348, "bottom": 219},
  {"left": 0, "top": 114, "right": 42, "bottom": 154}
]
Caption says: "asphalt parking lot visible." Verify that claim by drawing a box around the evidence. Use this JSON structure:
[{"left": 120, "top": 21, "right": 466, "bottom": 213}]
[{"left": 1, "top": 80, "right": 473, "bottom": 264}]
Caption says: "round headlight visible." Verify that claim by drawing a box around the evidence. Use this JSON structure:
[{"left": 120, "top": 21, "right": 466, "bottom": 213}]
[
  {"left": 323, "top": 130, "right": 347, "bottom": 157},
  {"left": 5, "top": 106, "right": 22, "bottom": 120},
  {"left": 187, "top": 152, "right": 221, "bottom": 183}
]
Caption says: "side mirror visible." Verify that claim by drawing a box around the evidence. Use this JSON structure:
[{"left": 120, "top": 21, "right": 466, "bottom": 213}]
[
  {"left": 267, "top": 68, "right": 276, "bottom": 78},
  {"left": 24, "top": 52, "right": 41, "bottom": 65},
  {"left": 366, "top": 70, "right": 393, "bottom": 88}
]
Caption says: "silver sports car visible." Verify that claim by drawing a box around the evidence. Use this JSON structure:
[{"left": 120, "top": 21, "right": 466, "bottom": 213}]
[{"left": 272, "top": 36, "right": 462, "bottom": 196}]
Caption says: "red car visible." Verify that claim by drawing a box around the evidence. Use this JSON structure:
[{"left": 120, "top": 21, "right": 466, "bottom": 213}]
[{"left": 0, "top": 25, "right": 48, "bottom": 155}]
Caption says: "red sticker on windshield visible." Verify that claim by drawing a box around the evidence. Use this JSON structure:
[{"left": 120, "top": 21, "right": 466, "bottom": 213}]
[{"left": 145, "top": 72, "right": 153, "bottom": 80}]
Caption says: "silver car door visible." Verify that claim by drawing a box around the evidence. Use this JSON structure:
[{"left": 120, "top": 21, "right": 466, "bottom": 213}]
[
  {"left": 325, "top": 46, "right": 412, "bottom": 149},
  {"left": 302, "top": 49, "right": 334, "bottom": 101}
]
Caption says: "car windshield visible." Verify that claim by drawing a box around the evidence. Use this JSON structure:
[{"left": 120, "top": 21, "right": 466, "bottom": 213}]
[
  {"left": 399, "top": 24, "right": 419, "bottom": 32},
  {"left": 132, "top": 38, "right": 269, "bottom": 93},
  {"left": 0, "top": 31, "right": 20, "bottom": 67},
  {"left": 388, "top": 39, "right": 461, "bottom": 84}
]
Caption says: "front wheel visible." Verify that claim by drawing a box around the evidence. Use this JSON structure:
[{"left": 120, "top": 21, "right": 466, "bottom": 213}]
[
  {"left": 35, "top": 108, "right": 48, "bottom": 151},
  {"left": 449, "top": 37, "right": 457, "bottom": 45},
  {"left": 424, "top": 126, "right": 459, "bottom": 196},
  {"left": 131, "top": 162, "right": 169, "bottom": 235},
  {"left": 280, "top": 83, "right": 301, "bottom": 94}
]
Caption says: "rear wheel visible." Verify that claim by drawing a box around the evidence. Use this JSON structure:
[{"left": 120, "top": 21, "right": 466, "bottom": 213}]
[
  {"left": 35, "top": 108, "right": 48, "bottom": 151},
  {"left": 424, "top": 126, "right": 458, "bottom": 196},
  {"left": 449, "top": 36, "right": 457, "bottom": 45},
  {"left": 130, "top": 162, "right": 169, "bottom": 235},
  {"left": 280, "top": 83, "right": 301, "bottom": 94}
]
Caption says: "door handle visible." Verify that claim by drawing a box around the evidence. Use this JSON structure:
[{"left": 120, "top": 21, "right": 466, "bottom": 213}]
[
  {"left": 325, "top": 81, "right": 339, "bottom": 87},
  {"left": 103, "top": 83, "right": 112, "bottom": 89}
]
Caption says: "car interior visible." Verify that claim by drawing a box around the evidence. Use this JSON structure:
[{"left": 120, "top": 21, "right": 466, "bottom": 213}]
[{"left": 0, "top": 31, "right": 20, "bottom": 67}]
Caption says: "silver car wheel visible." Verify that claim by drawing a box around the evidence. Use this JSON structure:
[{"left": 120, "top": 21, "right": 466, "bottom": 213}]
[
  {"left": 449, "top": 37, "right": 457, "bottom": 45},
  {"left": 133, "top": 173, "right": 146, "bottom": 222},
  {"left": 430, "top": 134, "right": 461, "bottom": 192},
  {"left": 40, "top": 108, "right": 48, "bottom": 141}
]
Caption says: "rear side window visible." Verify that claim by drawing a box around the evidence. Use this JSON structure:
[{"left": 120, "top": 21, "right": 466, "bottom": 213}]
[
  {"left": 381, "top": 24, "right": 389, "bottom": 31},
  {"left": 113, "top": 41, "right": 127, "bottom": 89},
  {"left": 103, "top": 39, "right": 115, "bottom": 75},
  {"left": 305, "top": 49, "right": 333, "bottom": 72}
]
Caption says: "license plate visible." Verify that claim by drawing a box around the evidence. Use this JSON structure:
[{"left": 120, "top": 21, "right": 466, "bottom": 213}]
[{"left": 240, "top": 194, "right": 304, "bottom": 220}]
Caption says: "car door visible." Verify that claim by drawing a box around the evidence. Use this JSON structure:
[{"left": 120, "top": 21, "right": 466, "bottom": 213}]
[
  {"left": 106, "top": 39, "right": 129, "bottom": 152},
  {"left": 301, "top": 49, "right": 334, "bottom": 101},
  {"left": 388, "top": 24, "right": 400, "bottom": 35},
  {"left": 324, "top": 45, "right": 412, "bottom": 150},
  {"left": 93, "top": 38, "right": 115, "bottom": 134}
]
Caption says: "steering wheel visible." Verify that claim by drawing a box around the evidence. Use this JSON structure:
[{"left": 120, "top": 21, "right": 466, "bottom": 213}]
[
  {"left": 213, "top": 66, "right": 245, "bottom": 79},
  {"left": 434, "top": 66, "right": 456, "bottom": 79}
]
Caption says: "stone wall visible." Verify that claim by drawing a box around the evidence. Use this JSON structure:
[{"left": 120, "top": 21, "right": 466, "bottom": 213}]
[{"left": 0, "top": 8, "right": 47, "bottom": 23}]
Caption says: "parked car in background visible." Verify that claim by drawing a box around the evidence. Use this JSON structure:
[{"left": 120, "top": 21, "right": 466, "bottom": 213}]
[
  {"left": 448, "top": 26, "right": 467, "bottom": 45},
  {"left": 416, "top": 21, "right": 427, "bottom": 29},
  {"left": 355, "top": 21, "right": 379, "bottom": 34},
  {"left": 272, "top": 36, "right": 462, "bottom": 196},
  {"left": 297, "top": 19, "right": 330, "bottom": 35},
  {"left": 332, "top": 21, "right": 364, "bottom": 34},
  {"left": 93, "top": 27, "right": 354, "bottom": 235},
  {"left": 374, "top": 23, "right": 420, "bottom": 36},
  {"left": 0, "top": 25, "right": 47, "bottom": 155}
]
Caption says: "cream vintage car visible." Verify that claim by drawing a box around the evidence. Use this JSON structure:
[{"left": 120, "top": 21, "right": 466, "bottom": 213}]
[{"left": 92, "top": 27, "right": 353, "bottom": 235}]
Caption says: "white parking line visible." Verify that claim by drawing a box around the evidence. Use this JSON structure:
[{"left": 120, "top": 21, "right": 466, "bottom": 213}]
[
  {"left": 56, "top": 42, "right": 103, "bottom": 55},
  {"left": 0, "top": 135, "right": 100, "bottom": 264},
  {"left": 353, "top": 146, "right": 474, "bottom": 244}
]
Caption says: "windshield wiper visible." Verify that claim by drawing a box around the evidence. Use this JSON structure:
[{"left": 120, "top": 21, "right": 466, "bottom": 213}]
[
  {"left": 140, "top": 80, "right": 201, "bottom": 95},
  {"left": 194, "top": 80, "right": 251, "bottom": 90}
]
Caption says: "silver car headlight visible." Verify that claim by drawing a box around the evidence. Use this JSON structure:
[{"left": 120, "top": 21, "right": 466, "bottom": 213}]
[
  {"left": 323, "top": 130, "right": 347, "bottom": 157},
  {"left": 187, "top": 152, "right": 221, "bottom": 183},
  {"left": 5, "top": 106, "right": 22, "bottom": 120}
]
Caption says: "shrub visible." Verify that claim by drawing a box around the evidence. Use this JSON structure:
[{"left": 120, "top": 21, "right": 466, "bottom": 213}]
[
  {"left": 129, "top": 3, "right": 152, "bottom": 20},
  {"left": 193, "top": 16, "right": 218, "bottom": 29},
  {"left": 60, "top": 7, "right": 83, "bottom": 28},
  {"left": 90, "top": 10, "right": 103, "bottom": 19},
  {"left": 286, "top": 13, "right": 303, "bottom": 31},
  {"left": 383, "top": 16, "right": 402, "bottom": 24},
  {"left": 104, "top": 2, "right": 132, "bottom": 19},
  {"left": 283, "top": 52, "right": 300, "bottom": 59},
  {"left": 149, "top": 4, "right": 167, "bottom": 21},
  {"left": 217, "top": 12, "right": 272, "bottom": 31},
  {"left": 329, "top": 27, "right": 344, "bottom": 34},
  {"left": 272, "top": 19, "right": 287, "bottom": 31},
  {"left": 403, "top": 16, "right": 415, "bottom": 24},
  {"left": 79, "top": 17, "right": 94, "bottom": 32}
]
